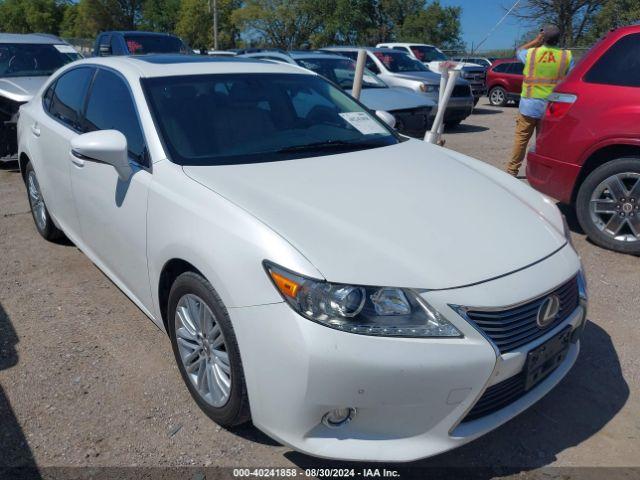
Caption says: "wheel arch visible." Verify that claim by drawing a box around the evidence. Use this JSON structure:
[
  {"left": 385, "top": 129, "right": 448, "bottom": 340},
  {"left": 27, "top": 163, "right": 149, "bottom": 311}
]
[
  {"left": 158, "top": 258, "right": 205, "bottom": 333},
  {"left": 571, "top": 142, "right": 640, "bottom": 203},
  {"left": 19, "top": 152, "right": 30, "bottom": 183}
]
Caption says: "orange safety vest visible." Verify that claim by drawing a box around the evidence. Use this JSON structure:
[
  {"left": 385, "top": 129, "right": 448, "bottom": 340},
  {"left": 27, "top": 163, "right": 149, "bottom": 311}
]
[{"left": 521, "top": 46, "right": 572, "bottom": 99}]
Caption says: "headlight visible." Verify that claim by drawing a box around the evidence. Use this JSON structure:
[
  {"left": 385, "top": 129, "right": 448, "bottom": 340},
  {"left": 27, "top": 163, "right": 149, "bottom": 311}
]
[
  {"left": 420, "top": 83, "right": 439, "bottom": 93},
  {"left": 264, "top": 262, "right": 461, "bottom": 337}
]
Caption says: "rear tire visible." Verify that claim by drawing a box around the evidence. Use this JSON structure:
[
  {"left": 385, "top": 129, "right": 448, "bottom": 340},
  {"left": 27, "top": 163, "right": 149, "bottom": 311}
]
[
  {"left": 576, "top": 157, "right": 640, "bottom": 255},
  {"left": 168, "top": 271, "right": 251, "bottom": 427},
  {"left": 444, "top": 119, "right": 462, "bottom": 129},
  {"left": 25, "top": 161, "right": 62, "bottom": 241},
  {"left": 489, "top": 86, "right": 507, "bottom": 107}
]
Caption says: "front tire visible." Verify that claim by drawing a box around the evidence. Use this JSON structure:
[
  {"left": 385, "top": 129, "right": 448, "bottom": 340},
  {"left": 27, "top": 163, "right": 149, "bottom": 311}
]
[
  {"left": 489, "top": 86, "right": 507, "bottom": 106},
  {"left": 576, "top": 157, "right": 640, "bottom": 254},
  {"left": 168, "top": 272, "right": 251, "bottom": 427},
  {"left": 25, "top": 161, "right": 62, "bottom": 241}
]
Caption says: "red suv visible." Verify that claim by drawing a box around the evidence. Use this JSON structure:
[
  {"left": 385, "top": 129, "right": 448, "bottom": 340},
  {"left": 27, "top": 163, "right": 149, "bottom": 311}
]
[
  {"left": 527, "top": 25, "right": 640, "bottom": 254},
  {"left": 486, "top": 59, "right": 524, "bottom": 106}
]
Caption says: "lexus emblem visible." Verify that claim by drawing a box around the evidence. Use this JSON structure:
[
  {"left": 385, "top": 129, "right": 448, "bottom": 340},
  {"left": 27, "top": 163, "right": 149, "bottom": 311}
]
[{"left": 537, "top": 295, "right": 560, "bottom": 328}]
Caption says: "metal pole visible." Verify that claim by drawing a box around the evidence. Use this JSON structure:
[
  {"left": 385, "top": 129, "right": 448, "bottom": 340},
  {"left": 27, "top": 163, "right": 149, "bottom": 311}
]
[
  {"left": 213, "top": 0, "right": 219, "bottom": 50},
  {"left": 425, "top": 69, "right": 460, "bottom": 144},
  {"left": 352, "top": 49, "right": 367, "bottom": 100}
]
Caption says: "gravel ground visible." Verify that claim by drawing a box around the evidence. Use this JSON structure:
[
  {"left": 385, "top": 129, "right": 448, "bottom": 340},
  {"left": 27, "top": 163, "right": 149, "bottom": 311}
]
[{"left": 0, "top": 99, "right": 638, "bottom": 479}]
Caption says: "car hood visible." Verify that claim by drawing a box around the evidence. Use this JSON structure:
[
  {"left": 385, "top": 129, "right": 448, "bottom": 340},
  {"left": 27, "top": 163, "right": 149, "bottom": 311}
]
[
  {"left": 427, "top": 61, "right": 483, "bottom": 73},
  {"left": 0, "top": 76, "right": 47, "bottom": 103},
  {"left": 352, "top": 87, "right": 436, "bottom": 112},
  {"left": 183, "top": 140, "right": 566, "bottom": 290}
]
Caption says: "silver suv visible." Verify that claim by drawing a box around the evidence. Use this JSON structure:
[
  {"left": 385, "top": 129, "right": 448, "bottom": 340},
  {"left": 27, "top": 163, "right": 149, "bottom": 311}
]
[
  {"left": 0, "top": 34, "right": 81, "bottom": 158},
  {"left": 322, "top": 47, "right": 474, "bottom": 127}
]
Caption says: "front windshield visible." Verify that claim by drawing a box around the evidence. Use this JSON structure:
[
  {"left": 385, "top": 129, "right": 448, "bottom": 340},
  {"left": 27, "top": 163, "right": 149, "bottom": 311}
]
[
  {"left": 143, "top": 73, "right": 398, "bottom": 166},
  {"left": 124, "top": 34, "right": 189, "bottom": 55},
  {"left": 409, "top": 45, "right": 447, "bottom": 62},
  {"left": 372, "top": 51, "right": 429, "bottom": 73},
  {"left": 0, "top": 43, "right": 81, "bottom": 78},
  {"left": 295, "top": 57, "right": 386, "bottom": 89}
]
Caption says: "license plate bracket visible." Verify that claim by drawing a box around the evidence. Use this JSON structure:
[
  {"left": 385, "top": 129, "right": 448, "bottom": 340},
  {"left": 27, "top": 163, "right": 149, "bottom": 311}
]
[{"left": 525, "top": 327, "right": 572, "bottom": 391}]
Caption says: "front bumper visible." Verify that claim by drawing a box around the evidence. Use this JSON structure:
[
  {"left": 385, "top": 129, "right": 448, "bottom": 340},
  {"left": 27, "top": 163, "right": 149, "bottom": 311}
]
[
  {"left": 230, "top": 245, "right": 584, "bottom": 462},
  {"left": 527, "top": 151, "right": 582, "bottom": 204}
]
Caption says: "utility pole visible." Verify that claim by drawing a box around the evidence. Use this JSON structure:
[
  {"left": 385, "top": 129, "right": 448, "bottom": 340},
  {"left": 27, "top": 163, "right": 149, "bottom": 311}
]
[{"left": 210, "top": 0, "right": 219, "bottom": 50}]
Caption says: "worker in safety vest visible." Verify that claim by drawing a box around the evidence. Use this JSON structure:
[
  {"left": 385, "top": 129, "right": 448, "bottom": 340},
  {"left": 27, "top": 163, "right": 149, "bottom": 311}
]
[{"left": 506, "top": 25, "right": 573, "bottom": 176}]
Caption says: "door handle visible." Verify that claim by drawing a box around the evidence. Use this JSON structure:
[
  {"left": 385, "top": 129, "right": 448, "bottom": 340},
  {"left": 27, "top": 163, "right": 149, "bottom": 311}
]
[{"left": 30, "top": 123, "right": 40, "bottom": 137}]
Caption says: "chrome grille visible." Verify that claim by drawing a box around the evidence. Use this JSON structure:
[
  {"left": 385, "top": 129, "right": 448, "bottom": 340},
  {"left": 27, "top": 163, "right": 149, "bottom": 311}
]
[{"left": 464, "top": 276, "right": 579, "bottom": 354}]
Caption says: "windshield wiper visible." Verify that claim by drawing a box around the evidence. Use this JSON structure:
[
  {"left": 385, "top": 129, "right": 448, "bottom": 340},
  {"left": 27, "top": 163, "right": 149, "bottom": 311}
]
[{"left": 276, "top": 140, "right": 378, "bottom": 154}]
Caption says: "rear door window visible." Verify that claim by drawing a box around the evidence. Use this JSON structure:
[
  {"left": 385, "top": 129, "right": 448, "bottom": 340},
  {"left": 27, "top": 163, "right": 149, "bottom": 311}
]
[
  {"left": 492, "top": 63, "right": 510, "bottom": 73},
  {"left": 584, "top": 33, "right": 640, "bottom": 87},
  {"left": 507, "top": 62, "right": 524, "bottom": 75},
  {"left": 48, "top": 67, "right": 94, "bottom": 130}
]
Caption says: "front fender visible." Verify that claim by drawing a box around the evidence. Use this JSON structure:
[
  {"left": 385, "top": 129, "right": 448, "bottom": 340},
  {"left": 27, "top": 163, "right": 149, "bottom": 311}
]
[{"left": 146, "top": 160, "right": 323, "bottom": 328}]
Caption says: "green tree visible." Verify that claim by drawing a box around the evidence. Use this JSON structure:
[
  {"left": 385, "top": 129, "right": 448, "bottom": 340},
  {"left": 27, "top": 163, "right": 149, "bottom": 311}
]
[
  {"left": 310, "top": 0, "right": 378, "bottom": 46},
  {"left": 67, "top": 0, "right": 143, "bottom": 38},
  {"left": 0, "top": 0, "right": 64, "bottom": 34},
  {"left": 399, "top": 1, "right": 462, "bottom": 48},
  {"left": 176, "top": 0, "right": 211, "bottom": 50},
  {"left": 588, "top": 0, "right": 640, "bottom": 41},
  {"left": 176, "top": 0, "right": 240, "bottom": 50},
  {"left": 142, "top": 0, "right": 181, "bottom": 32},
  {"left": 231, "top": 0, "right": 330, "bottom": 49},
  {"left": 59, "top": 2, "right": 80, "bottom": 37},
  {"left": 512, "top": 0, "right": 605, "bottom": 46}
]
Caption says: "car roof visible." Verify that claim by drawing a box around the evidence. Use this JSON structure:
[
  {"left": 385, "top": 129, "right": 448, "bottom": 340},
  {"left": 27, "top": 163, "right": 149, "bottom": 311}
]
[
  {"left": 491, "top": 58, "right": 520, "bottom": 66},
  {"left": 323, "top": 46, "right": 399, "bottom": 54},
  {"left": 66, "top": 55, "right": 313, "bottom": 79},
  {"left": 377, "top": 42, "right": 437, "bottom": 47},
  {"left": 0, "top": 33, "right": 68, "bottom": 45},
  {"left": 289, "top": 52, "right": 348, "bottom": 60},
  {"left": 100, "top": 31, "right": 180, "bottom": 37}
]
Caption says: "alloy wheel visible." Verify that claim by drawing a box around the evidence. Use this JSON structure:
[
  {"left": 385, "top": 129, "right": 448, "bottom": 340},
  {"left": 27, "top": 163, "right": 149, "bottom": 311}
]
[
  {"left": 27, "top": 171, "right": 47, "bottom": 232},
  {"left": 174, "top": 293, "right": 232, "bottom": 407},
  {"left": 490, "top": 88, "right": 505, "bottom": 105},
  {"left": 589, "top": 172, "right": 640, "bottom": 243}
]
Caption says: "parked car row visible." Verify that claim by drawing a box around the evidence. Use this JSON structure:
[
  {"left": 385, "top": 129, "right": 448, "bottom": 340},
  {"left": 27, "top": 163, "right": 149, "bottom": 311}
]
[{"left": 376, "top": 43, "right": 488, "bottom": 104}]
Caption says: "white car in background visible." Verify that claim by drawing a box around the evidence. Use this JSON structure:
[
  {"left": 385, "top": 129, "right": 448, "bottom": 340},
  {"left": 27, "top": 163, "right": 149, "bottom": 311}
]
[
  {"left": 18, "top": 55, "right": 587, "bottom": 462},
  {"left": 377, "top": 43, "right": 488, "bottom": 104},
  {"left": 241, "top": 50, "right": 436, "bottom": 137}
]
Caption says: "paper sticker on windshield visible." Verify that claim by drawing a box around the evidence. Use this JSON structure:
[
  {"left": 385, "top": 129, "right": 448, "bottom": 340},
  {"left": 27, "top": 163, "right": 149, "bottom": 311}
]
[
  {"left": 54, "top": 44, "right": 77, "bottom": 54},
  {"left": 363, "top": 75, "right": 377, "bottom": 83},
  {"left": 339, "top": 112, "right": 388, "bottom": 135}
]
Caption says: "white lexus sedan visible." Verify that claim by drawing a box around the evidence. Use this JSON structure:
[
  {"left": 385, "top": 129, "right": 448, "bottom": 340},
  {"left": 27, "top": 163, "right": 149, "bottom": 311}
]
[{"left": 17, "top": 55, "right": 587, "bottom": 462}]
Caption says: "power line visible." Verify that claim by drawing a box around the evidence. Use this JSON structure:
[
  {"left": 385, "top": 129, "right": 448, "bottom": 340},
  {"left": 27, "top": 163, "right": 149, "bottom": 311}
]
[{"left": 472, "top": 0, "right": 522, "bottom": 53}]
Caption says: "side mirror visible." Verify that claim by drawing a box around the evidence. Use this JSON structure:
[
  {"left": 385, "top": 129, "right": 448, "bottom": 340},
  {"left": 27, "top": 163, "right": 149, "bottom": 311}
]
[
  {"left": 71, "top": 130, "right": 132, "bottom": 181},
  {"left": 375, "top": 110, "right": 396, "bottom": 129},
  {"left": 99, "top": 44, "right": 111, "bottom": 56}
]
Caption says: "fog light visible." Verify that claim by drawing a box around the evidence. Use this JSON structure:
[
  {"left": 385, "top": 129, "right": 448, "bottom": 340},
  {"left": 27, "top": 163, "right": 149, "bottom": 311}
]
[{"left": 321, "top": 407, "right": 356, "bottom": 428}]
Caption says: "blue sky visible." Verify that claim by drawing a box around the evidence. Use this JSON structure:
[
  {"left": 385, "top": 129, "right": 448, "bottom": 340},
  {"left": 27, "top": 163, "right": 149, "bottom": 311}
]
[{"left": 439, "top": 0, "right": 533, "bottom": 51}]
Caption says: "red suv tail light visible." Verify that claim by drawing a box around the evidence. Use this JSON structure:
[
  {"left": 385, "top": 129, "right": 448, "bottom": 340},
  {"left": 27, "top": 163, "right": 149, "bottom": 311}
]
[{"left": 545, "top": 92, "right": 577, "bottom": 119}]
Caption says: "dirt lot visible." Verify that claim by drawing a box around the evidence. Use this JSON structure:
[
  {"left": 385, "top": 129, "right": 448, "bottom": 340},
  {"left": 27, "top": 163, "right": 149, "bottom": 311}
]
[{"left": 1, "top": 99, "right": 639, "bottom": 478}]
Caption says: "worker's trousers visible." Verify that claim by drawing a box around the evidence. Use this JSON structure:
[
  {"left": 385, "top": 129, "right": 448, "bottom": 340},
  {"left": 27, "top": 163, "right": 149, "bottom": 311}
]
[{"left": 507, "top": 113, "right": 540, "bottom": 177}]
